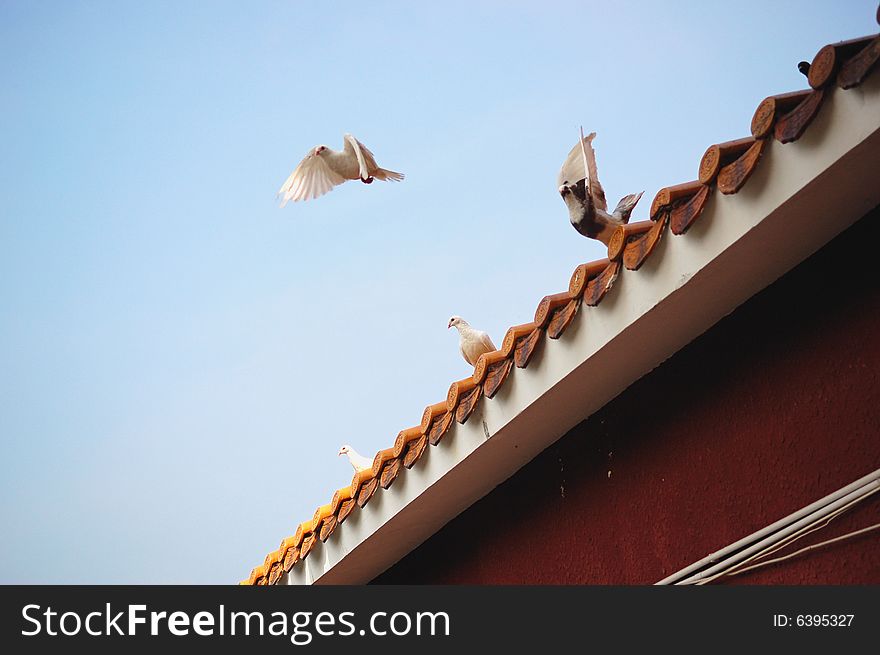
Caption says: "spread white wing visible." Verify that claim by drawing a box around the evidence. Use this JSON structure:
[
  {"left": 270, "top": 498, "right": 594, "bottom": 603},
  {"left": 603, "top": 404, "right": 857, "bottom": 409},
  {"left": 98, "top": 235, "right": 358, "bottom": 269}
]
[
  {"left": 557, "top": 129, "right": 607, "bottom": 211},
  {"left": 277, "top": 150, "right": 346, "bottom": 206}
]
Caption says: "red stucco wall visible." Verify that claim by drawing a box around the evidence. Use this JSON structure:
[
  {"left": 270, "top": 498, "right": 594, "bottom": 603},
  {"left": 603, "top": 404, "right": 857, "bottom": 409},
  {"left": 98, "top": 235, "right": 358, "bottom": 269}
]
[{"left": 374, "top": 207, "right": 880, "bottom": 585}]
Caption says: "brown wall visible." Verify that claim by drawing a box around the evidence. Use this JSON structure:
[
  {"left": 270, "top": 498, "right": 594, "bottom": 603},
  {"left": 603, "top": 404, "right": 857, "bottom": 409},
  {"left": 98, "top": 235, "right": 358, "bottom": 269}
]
[{"left": 374, "top": 207, "right": 880, "bottom": 585}]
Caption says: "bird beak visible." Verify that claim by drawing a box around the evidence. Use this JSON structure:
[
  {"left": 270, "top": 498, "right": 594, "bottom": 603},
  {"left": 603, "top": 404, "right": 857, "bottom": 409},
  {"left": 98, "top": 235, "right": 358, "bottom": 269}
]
[
  {"left": 337, "top": 449, "right": 344, "bottom": 456},
  {"left": 447, "top": 320, "right": 453, "bottom": 329}
]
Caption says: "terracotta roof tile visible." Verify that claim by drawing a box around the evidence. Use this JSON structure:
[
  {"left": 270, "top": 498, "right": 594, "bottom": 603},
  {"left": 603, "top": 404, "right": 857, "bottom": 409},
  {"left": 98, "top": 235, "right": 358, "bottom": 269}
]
[
  {"left": 699, "top": 137, "right": 755, "bottom": 184},
  {"left": 349, "top": 467, "right": 374, "bottom": 498},
  {"left": 292, "top": 520, "right": 312, "bottom": 548},
  {"left": 403, "top": 401, "right": 449, "bottom": 464},
  {"left": 393, "top": 426, "right": 423, "bottom": 458},
  {"left": 247, "top": 564, "right": 266, "bottom": 585},
  {"left": 579, "top": 260, "right": 621, "bottom": 307},
  {"left": 718, "top": 137, "right": 767, "bottom": 194},
  {"left": 622, "top": 215, "right": 668, "bottom": 272},
  {"left": 242, "top": 27, "right": 880, "bottom": 584},
  {"left": 473, "top": 348, "right": 513, "bottom": 401},
  {"left": 329, "top": 486, "right": 352, "bottom": 514},
  {"left": 650, "top": 180, "right": 704, "bottom": 219},
  {"left": 484, "top": 357, "right": 514, "bottom": 398},
  {"left": 751, "top": 90, "right": 812, "bottom": 139},
  {"left": 318, "top": 513, "right": 338, "bottom": 542},
  {"left": 427, "top": 410, "right": 454, "bottom": 446},
  {"left": 513, "top": 326, "right": 543, "bottom": 368},
  {"left": 379, "top": 457, "right": 403, "bottom": 489},
  {"left": 568, "top": 259, "right": 609, "bottom": 297},
  {"left": 356, "top": 476, "right": 380, "bottom": 508},
  {"left": 669, "top": 185, "right": 711, "bottom": 236},
  {"left": 772, "top": 90, "right": 825, "bottom": 144},
  {"left": 403, "top": 433, "right": 429, "bottom": 468},
  {"left": 311, "top": 503, "right": 333, "bottom": 534},
  {"left": 268, "top": 561, "right": 284, "bottom": 585},
  {"left": 607, "top": 220, "right": 654, "bottom": 263},
  {"left": 446, "top": 375, "right": 477, "bottom": 411},
  {"left": 370, "top": 447, "right": 396, "bottom": 477},
  {"left": 472, "top": 349, "right": 509, "bottom": 384},
  {"left": 277, "top": 535, "right": 298, "bottom": 572},
  {"left": 547, "top": 298, "right": 579, "bottom": 340},
  {"left": 299, "top": 533, "right": 317, "bottom": 559},
  {"left": 534, "top": 292, "right": 573, "bottom": 329},
  {"left": 454, "top": 383, "right": 482, "bottom": 424},
  {"left": 420, "top": 401, "right": 448, "bottom": 434},
  {"left": 282, "top": 544, "right": 299, "bottom": 573},
  {"left": 321, "top": 486, "right": 354, "bottom": 540},
  {"left": 808, "top": 35, "right": 878, "bottom": 88},
  {"left": 501, "top": 322, "right": 538, "bottom": 357},
  {"left": 352, "top": 467, "right": 379, "bottom": 508},
  {"left": 336, "top": 493, "right": 358, "bottom": 524},
  {"left": 837, "top": 35, "right": 880, "bottom": 88},
  {"left": 264, "top": 547, "right": 284, "bottom": 571}
]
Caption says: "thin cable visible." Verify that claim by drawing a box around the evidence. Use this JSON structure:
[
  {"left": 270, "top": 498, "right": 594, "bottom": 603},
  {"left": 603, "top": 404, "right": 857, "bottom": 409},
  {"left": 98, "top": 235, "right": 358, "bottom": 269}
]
[
  {"left": 742, "top": 488, "right": 878, "bottom": 567},
  {"left": 729, "top": 522, "right": 880, "bottom": 577},
  {"left": 656, "top": 468, "right": 880, "bottom": 585},
  {"left": 693, "top": 486, "right": 879, "bottom": 585},
  {"left": 681, "top": 480, "right": 878, "bottom": 584},
  {"left": 694, "top": 487, "right": 877, "bottom": 585}
]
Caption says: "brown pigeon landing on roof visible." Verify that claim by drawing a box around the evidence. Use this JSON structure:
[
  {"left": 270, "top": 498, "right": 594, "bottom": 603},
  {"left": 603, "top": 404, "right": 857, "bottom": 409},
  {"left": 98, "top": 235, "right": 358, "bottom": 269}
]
[
  {"left": 558, "top": 128, "right": 643, "bottom": 245},
  {"left": 278, "top": 133, "right": 404, "bottom": 206}
]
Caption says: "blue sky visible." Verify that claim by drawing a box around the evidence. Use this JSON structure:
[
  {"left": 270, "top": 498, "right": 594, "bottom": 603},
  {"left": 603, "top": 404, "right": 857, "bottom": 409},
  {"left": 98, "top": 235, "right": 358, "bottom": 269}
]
[{"left": 1, "top": 1, "right": 875, "bottom": 583}]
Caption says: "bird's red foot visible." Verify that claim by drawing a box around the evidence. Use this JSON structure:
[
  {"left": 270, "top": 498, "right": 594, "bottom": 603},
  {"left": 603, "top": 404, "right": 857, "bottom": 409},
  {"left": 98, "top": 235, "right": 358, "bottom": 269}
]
[{"left": 361, "top": 176, "right": 374, "bottom": 184}]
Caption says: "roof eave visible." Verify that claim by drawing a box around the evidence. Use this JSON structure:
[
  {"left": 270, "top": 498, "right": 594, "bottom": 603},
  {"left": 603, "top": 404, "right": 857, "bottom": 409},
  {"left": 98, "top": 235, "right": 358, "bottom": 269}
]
[{"left": 283, "top": 72, "right": 880, "bottom": 586}]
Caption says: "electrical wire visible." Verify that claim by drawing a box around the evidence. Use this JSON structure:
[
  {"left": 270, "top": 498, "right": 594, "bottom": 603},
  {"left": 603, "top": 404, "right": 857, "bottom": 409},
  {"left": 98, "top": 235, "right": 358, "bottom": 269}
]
[
  {"left": 690, "top": 486, "right": 879, "bottom": 585},
  {"left": 728, "top": 522, "right": 880, "bottom": 578}
]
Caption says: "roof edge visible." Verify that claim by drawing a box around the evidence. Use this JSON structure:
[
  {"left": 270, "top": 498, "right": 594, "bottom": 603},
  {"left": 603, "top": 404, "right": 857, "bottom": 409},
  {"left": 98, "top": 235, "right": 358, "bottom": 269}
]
[{"left": 280, "top": 67, "right": 880, "bottom": 586}]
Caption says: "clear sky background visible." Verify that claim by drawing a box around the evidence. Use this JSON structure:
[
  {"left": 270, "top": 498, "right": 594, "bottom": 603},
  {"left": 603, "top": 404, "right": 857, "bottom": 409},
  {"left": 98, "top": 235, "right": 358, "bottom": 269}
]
[{"left": 1, "top": 1, "right": 875, "bottom": 584}]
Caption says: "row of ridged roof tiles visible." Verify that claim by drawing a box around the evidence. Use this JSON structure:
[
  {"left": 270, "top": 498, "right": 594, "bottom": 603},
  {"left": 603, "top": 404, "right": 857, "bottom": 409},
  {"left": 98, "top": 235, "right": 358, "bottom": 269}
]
[{"left": 242, "top": 29, "right": 880, "bottom": 585}]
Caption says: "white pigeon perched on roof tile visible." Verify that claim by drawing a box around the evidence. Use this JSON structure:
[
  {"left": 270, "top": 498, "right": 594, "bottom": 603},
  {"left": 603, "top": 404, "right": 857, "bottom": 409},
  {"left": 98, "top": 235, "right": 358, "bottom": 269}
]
[
  {"left": 338, "top": 444, "right": 373, "bottom": 472},
  {"left": 558, "top": 127, "right": 643, "bottom": 245},
  {"left": 277, "top": 133, "right": 404, "bottom": 206},
  {"left": 448, "top": 316, "right": 497, "bottom": 366}
]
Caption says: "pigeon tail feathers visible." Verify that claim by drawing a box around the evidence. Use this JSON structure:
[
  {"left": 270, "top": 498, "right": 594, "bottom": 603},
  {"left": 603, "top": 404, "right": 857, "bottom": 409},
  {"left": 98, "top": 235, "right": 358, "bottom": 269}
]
[{"left": 611, "top": 191, "right": 644, "bottom": 224}]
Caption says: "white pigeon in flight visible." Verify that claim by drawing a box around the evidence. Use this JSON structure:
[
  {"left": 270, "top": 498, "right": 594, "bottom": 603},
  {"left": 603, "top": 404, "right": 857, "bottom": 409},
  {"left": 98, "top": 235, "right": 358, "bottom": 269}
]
[
  {"left": 558, "top": 128, "right": 643, "bottom": 245},
  {"left": 338, "top": 444, "right": 373, "bottom": 472},
  {"left": 448, "top": 316, "right": 497, "bottom": 366},
  {"left": 278, "top": 133, "right": 404, "bottom": 206}
]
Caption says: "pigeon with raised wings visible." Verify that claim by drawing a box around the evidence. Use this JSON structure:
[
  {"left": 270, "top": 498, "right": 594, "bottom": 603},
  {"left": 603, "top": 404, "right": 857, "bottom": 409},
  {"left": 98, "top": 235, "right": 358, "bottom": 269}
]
[
  {"left": 278, "top": 134, "right": 404, "bottom": 206},
  {"left": 558, "top": 128, "right": 643, "bottom": 245},
  {"left": 448, "top": 316, "right": 497, "bottom": 366},
  {"left": 338, "top": 444, "right": 373, "bottom": 473}
]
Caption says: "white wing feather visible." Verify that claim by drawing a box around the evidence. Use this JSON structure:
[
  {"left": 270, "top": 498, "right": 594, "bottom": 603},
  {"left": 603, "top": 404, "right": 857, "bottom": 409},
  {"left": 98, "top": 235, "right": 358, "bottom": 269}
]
[
  {"left": 277, "top": 151, "right": 346, "bottom": 206},
  {"left": 344, "top": 133, "right": 369, "bottom": 180},
  {"left": 348, "top": 449, "right": 373, "bottom": 472},
  {"left": 459, "top": 341, "right": 472, "bottom": 365},
  {"left": 351, "top": 135, "right": 404, "bottom": 182},
  {"left": 557, "top": 130, "right": 607, "bottom": 211},
  {"left": 479, "top": 331, "right": 497, "bottom": 353}
]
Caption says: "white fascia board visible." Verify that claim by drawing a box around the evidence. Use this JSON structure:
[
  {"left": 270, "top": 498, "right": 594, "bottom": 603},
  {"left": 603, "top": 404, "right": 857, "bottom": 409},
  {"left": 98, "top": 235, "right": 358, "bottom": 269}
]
[{"left": 283, "top": 74, "right": 880, "bottom": 585}]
